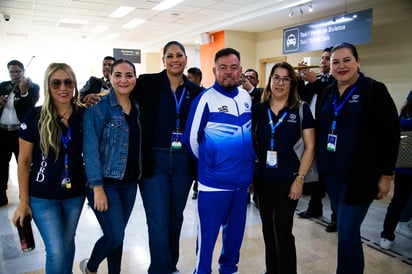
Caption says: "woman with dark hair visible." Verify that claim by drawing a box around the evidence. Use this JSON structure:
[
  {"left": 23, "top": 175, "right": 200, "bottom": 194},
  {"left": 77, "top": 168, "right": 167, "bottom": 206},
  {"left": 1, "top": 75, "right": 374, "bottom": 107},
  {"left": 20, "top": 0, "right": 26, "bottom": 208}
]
[
  {"left": 252, "top": 62, "right": 315, "bottom": 274},
  {"left": 12, "top": 63, "right": 85, "bottom": 274},
  {"left": 316, "top": 42, "right": 399, "bottom": 274},
  {"left": 132, "top": 41, "right": 203, "bottom": 274},
  {"left": 380, "top": 90, "right": 412, "bottom": 249},
  {"left": 81, "top": 59, "right": 141, "bottom": 274}
]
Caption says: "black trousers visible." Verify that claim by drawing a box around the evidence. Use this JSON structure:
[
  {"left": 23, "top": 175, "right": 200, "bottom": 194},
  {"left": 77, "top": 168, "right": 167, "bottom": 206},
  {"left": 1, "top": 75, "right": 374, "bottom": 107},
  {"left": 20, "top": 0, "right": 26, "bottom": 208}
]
[
  {"left": 0, "top": 128, "right": 19, "bottom": 194},
  {"left": 255, "top": 180, "right": 298, "bottom": 274},
  {"left": 381, "top": 171, "right": 412, "bottom": 241}
]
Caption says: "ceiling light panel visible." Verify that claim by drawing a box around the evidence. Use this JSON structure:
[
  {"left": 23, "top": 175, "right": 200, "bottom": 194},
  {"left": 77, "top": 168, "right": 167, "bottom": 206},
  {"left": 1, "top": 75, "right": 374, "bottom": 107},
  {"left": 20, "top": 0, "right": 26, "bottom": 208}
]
[
  {"left": 152, "top": 0, "right": 184, "bottom": 11},
  {"left": 110, "top": 6, "right": 135, "bottom": 18}
]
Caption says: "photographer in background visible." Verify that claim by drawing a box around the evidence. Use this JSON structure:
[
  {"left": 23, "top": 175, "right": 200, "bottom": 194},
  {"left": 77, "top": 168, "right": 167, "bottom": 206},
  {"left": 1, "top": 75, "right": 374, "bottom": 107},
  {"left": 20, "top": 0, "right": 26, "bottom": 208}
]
[{"left": 0, "top": 60, "right": 40, "bottom": 206}]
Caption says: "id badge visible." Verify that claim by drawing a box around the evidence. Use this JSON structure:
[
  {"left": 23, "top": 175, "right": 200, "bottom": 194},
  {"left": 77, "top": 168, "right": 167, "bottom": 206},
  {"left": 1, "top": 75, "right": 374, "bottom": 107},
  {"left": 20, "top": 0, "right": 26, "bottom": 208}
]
[
  {"left": 327, "top": 134, "right": 337, "bottom": 152},
  {"left": 266, "top": 150, "right": 278, "bottom": 168},
  {"left": 171, "top": 131, "right": 183, "bottom": 149}
]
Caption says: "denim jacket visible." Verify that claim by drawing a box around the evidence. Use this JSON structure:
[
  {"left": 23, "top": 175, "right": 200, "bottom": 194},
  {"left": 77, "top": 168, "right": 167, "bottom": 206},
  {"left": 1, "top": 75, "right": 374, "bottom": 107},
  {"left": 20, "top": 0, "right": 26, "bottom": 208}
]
[{"left": 83, "top": 90, "right": 142, "bottom": 187}]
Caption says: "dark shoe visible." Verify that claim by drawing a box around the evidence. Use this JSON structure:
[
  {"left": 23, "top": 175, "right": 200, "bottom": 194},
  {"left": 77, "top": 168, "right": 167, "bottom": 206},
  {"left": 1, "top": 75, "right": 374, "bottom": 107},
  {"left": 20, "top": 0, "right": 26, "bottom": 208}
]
[
  {"left": 325, "top": 221, "right": 337, "bottom": 232},
  {"left": 191, "top": 192, "right": 198, "bottom": 200},
  {"left": 297, "top": 209, "right": 322, "bottom": 218}
]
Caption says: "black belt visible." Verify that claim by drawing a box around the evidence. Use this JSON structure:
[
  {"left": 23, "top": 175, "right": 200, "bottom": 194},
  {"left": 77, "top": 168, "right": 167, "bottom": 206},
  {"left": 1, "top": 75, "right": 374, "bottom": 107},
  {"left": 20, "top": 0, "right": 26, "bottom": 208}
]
[{"left": 0, "top": 124, "right": 20, "bottom": 131}]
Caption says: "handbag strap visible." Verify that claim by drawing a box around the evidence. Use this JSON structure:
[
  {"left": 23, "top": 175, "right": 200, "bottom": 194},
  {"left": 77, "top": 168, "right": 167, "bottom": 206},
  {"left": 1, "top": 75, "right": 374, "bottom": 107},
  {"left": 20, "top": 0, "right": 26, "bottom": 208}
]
[{"left": 298, "top": 100, "right": 303, "bottom": 137}]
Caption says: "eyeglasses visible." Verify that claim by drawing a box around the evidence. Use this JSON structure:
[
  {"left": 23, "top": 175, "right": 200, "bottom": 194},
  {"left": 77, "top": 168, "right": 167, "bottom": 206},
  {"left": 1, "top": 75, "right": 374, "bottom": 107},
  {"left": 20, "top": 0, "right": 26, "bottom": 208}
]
[
  {"left": 50, "top": 79, "right": 75, "bottom": 89},
  {"left": 9, "top": 70, "right": 22, "bottom": 74},
  {"left": 272, "top": 75, "right": 292, "bottom": 84}
]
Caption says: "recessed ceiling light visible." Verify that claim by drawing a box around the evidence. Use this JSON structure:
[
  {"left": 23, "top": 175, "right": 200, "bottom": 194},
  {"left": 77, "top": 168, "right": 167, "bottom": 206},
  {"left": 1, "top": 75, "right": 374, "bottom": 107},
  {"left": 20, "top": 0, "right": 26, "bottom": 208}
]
[
  {"left": 122, "top": 19, "right": 145, "bottom": 29},
  {"left": 152, "top": 0, "right": 184, "bottom": 11},
  {"left": 110, "top": 6, "right": 135, "bottom": 18}
]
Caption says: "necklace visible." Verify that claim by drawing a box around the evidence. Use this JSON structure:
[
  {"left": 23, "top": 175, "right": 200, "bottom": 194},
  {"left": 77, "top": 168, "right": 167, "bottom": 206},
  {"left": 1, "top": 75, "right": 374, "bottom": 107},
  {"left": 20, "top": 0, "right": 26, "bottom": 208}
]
[{"left": 59, "top": 107, "right": 73, "bottom": 122}]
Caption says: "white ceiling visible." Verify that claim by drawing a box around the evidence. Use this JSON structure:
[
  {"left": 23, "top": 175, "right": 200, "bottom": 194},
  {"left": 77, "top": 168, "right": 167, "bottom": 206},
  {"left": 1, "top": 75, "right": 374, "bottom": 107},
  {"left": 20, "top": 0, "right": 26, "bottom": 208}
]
[{"left": 0, "top": 0, "right": 390, "bottom": 54}]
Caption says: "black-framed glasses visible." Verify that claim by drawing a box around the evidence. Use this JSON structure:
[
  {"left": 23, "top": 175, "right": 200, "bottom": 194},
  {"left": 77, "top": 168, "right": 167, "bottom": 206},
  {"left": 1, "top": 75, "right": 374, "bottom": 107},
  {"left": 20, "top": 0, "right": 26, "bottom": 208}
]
[
  {"left": 50, "top": 79, "right": 74, "bottom": 89},
  {"left": 272, "top": 75, "right": 292, "bottom": 84},
  {"left": 9, "top": 70, "right": 22, "bottom": 74}
]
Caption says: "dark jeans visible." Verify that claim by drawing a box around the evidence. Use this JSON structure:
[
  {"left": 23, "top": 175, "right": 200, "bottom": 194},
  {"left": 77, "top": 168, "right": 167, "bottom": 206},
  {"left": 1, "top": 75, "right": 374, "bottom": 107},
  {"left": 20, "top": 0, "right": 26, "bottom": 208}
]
[
  {"left": 139, "top": 148, "right": 193, "bottom": 274},
  {"left": 0, "top": 128, "right": 19, "bottom": 194},
  {"left": 255, "top": 180, "right": 298, "bottom": 274},
  {"left": 324, "top": 175, "right": 370, "bottom": 274},
  {"left": 86, "top": 182, "right": 138, "bottom": 274},
  {"left": 381, "top": 172, "right": 412, "bottom": 240}
]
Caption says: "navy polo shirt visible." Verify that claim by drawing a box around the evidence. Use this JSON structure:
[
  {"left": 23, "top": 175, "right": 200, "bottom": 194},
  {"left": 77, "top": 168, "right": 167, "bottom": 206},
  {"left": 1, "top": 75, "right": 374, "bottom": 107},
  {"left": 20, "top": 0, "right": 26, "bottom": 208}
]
[
  {"left": 19, "top": 106, "right": 85, "bottom": 199},
  {"left": 153, "top": 76, "right": 194, "bottom": 148},
  {"left": 253, "top": 102, "right": 314, "bottom": 182},
  {"left": 317, "top": 84, "right": 364, "bottom": 177}
]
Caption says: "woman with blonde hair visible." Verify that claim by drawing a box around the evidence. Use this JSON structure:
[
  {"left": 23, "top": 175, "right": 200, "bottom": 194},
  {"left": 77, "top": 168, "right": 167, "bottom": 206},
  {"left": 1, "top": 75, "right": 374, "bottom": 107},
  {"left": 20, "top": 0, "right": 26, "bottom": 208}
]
[{"left": 13, "top": 63, "right": 86, "bottom": 274}]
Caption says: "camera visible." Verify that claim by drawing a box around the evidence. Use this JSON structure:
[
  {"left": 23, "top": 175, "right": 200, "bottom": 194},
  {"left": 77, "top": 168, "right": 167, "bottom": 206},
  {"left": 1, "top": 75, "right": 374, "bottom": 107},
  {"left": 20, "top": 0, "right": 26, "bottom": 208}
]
[{"left": 4, "top": 14, "right": 10, "bottom": 22}]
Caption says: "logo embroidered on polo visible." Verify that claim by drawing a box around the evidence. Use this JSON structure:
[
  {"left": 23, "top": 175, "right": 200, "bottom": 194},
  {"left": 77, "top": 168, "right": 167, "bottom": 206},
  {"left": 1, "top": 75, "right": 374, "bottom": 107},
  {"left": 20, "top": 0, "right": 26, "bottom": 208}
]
[
  {"left": 349, "top": 94, "right": 360, "bottom": 103},
  {"left": 20, "top": 123, "right": 27, "bottom": 130},
  {"left": 287, "top": 113, "right": 298, "bottom": 123}
]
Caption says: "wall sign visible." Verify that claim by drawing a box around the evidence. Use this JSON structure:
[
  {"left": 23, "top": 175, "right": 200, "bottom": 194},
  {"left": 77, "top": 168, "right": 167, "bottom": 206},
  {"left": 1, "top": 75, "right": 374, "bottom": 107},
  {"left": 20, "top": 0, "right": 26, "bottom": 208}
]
[
  {"left": 113, "top": 48, "right": 141, "bottom": 63},
  {"left": 283, "top": 8, "right": 373, "bottom": 54}
]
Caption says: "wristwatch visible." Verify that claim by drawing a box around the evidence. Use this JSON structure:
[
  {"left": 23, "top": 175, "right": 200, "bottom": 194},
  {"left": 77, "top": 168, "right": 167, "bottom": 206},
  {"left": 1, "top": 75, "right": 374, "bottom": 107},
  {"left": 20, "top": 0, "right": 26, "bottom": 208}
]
[{"left": 295, "top": 173, "right": 305, "bottom": 180}]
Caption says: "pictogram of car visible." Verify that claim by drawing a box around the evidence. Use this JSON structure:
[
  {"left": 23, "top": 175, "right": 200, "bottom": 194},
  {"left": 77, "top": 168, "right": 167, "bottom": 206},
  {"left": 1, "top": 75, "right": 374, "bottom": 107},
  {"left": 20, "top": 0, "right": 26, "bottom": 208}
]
[{"left": 286, "top": 34, "right": 296, "bottom": 47}]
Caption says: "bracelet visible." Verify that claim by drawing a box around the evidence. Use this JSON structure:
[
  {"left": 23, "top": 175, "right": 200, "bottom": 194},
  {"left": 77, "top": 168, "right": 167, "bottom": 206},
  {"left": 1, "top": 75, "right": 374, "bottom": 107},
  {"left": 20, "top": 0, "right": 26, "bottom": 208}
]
[{"left": 295, "top": 173, "right": 305, "bottom": 181}]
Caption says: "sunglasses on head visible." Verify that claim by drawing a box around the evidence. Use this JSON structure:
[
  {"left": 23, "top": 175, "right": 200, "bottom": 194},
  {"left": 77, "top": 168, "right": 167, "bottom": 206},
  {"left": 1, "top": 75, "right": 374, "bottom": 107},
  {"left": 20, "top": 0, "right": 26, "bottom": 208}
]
[{"left": 50, "top": 79, "right": 74, "bottom": 89}]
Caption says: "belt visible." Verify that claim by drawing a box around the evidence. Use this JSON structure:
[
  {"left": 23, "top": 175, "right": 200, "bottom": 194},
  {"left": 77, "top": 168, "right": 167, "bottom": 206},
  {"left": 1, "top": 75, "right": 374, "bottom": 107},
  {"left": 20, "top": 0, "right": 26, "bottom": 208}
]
[{"left": 0, "top": 124, "right": 20, "bottom": 131}]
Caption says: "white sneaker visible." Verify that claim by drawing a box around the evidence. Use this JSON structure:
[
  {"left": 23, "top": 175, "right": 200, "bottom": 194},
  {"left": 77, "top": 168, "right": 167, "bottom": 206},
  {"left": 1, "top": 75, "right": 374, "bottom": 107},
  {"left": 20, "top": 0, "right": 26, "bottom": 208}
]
[
  {"left": 396, "top": 222, "right": 412, "bottom": 239},
  {"left": 380, "top": 238, "right": 393, "bottom": 249}
]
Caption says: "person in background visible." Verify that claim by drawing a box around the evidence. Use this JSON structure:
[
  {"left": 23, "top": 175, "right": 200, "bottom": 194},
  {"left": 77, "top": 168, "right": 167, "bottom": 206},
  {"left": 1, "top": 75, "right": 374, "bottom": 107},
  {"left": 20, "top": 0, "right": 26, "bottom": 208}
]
[
  {"left": 252, "top": 62, "right": 315, "bottom": 274},
  {"left": 187, "top": 66, "right": 204, "bottom": 200},
  {"left": 0, "top": 60, "right": 40, "bottom": 207},
  {"left": 80, "top": 59, "right": 141, "bottom": 274},
  {"left": 132, "top": 41, "right": 203, "bottom": 274},
  {"left": 80, "top": 56, "right": 116, "bottom": 107},
  {"left": 240, "top": 68, "right": 264, "bottom": 206},
  {"left": 187, "top": 67, "right": 203, "bottom": 88},
  {"left": 380, "top": 90, "right": 412, "bottom": 249},
  {"left": 184, "top": 48, "right": 255, "bottom": 274},
  {"left": 12, "top": 63, "right": 85, "bottom": 274},
  {"left": 297, "top": 47, "right": 338, "bottom": 233},
  {"left": 316, "top": 42, "right": 399, "bottom": 274},
  {"left": 241, "top": 68, "right": 264, "bottom": 106}
]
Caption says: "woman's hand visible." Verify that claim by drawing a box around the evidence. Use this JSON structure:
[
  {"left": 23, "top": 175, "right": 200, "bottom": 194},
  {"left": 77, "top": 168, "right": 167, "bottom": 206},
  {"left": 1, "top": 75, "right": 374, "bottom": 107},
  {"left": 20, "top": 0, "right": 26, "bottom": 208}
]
[
  {"left": 93, "top": 186, "right": 108, "bottom": 212},
  {"left": 12, "top": 202, "right": 32, "bottom": 227},
  {"left": 376, "top": 175, "right": 393, "bottom": 200},
  {"left": 289, "top": 177, "right": 304, "bottom": 200}
]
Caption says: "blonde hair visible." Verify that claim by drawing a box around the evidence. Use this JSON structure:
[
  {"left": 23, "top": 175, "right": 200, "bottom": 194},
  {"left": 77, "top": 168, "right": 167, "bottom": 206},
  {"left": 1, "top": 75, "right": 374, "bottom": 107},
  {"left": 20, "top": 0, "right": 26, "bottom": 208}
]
[
  {"left": 260, "top": 62, "right": 300, "bottom": 110},
  {"left": 39, "top": 63, "right": 80, "bottom": 161}
]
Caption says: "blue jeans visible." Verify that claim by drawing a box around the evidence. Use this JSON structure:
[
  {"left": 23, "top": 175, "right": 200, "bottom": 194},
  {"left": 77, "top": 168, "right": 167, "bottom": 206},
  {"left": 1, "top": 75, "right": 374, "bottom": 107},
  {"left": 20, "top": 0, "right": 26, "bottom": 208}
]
[
  {"left": 30, "top": 194, "right": 85, "bottom": 274},
  {"left": 323, "top": 176, "right": 370, "bottom": 274},
  {"left": 140, "top": 148, "right": 193, "bottom": 274},
  {"left": 86, "top": 182, "right": 138, "bottom": 274}
]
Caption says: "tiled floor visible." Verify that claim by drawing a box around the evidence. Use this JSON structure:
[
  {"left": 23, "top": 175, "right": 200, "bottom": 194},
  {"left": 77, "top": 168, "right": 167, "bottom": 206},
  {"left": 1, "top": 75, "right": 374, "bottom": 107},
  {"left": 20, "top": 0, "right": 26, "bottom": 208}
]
[{"left": 1, "top": 158, "right": 411, "bottom": 274}]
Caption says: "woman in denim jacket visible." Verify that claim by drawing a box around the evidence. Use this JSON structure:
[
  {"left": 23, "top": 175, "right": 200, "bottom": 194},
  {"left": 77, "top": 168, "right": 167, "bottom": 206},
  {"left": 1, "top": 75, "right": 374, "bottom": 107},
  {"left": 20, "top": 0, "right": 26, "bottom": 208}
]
[{"left": 81, "top": 59, "right": 141, "bottom": 274}]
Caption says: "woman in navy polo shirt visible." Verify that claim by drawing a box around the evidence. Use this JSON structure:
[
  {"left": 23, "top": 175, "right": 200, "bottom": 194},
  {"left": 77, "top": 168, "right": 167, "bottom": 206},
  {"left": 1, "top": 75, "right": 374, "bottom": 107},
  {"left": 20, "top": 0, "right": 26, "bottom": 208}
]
[
  {"left": 316, "top": 42, "right": 399, "bottom": 274},
  {"left": 13, "top": 63, "right": 85, "bottom": 274},
  {"left": 252, "top": 62, "right": 315, "bottom": 274}
]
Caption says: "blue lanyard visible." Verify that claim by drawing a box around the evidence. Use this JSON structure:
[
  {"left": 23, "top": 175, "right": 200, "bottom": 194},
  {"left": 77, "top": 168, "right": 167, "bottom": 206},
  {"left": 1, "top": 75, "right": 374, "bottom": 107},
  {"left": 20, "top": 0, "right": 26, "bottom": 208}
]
[
  {"left": 330, "top": 86, "right": 357, "bottom": 133},
  {"left": 267, "top": 108, "right": 288, "bottom": 150},
  {"left": 171, "top": 87, "right": 186, "bottom": 131},
  {"left": 61, "top": 127, "right": 71, "bottom": 167}
]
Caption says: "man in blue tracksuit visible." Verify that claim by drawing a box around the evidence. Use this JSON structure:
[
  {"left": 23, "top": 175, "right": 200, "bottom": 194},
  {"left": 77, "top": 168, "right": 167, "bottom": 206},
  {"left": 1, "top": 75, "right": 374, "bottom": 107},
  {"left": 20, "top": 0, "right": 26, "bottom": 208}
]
[{"left": 184, "top": 48, "right": 255, "bottom": 274}]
